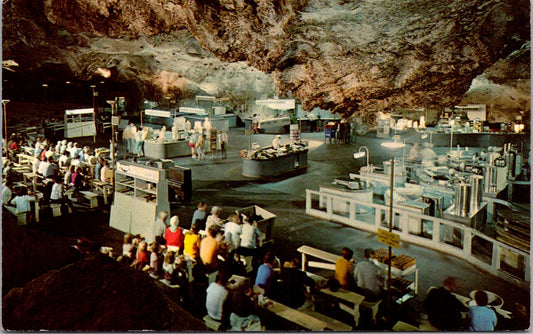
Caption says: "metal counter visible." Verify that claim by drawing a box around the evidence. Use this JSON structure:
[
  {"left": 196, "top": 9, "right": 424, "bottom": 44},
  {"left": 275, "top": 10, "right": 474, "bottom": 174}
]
[
  {"left": 319, "top": 183, "right": 373, "bottom": 214},
  {"left": 143, "top": 140, "right": 191, "bottom": 159},
  {"left": 242, "top": 149, "right": 308, "bottom": 178}
]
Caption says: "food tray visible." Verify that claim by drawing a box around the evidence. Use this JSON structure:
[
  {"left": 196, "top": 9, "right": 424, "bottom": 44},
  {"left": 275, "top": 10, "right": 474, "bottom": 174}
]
[
  {"left": 370, "top": 248, "right": 394, "bottom": 262},
  {"left": 391, "top": 254, "right": 416, "bottom": 270}
]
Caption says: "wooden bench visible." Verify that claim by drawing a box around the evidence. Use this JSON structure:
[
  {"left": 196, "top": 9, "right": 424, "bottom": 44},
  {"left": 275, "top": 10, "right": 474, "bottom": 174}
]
[
  {"left": 16, "top": 153, "right": 34, "bottom": 166},
  {"left": 301, "top": 309, "right": 353, "bottom": 331},
  {"left": 203, "top": 315, "right": 222, "bottom": 331},
  {"left": 319, "top": 287, "right": 365, "bottom": 327},
  {"left": 4, "top": 205, "right": 28, "bottom": 226},
  {"left": 297, "top": 245, "right": 338, "bottom": 272},
  {"left": 393, "top": 321, "right": 420, "bottom": 331},
  {"left": 79, "top": 191, "right": 99, "bottom": 208},
  {"left": 260, "top": 299, "right": 331, "bottom": 331}
]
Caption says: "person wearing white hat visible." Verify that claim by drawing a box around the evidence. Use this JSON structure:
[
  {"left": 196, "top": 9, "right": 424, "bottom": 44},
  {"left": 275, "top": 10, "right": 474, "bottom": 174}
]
[{"left": 272, "top": 135, "right": 282, "bottom": 150}]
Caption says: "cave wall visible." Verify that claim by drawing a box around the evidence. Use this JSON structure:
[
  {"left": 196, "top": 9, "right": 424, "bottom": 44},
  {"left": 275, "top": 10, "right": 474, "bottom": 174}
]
[{"left": 2, "top": 0, "right": 530, "bottom": 120}]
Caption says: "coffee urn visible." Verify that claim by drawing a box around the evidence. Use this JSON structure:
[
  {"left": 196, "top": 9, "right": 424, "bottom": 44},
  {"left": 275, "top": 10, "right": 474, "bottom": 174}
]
[
  {"left": 455, "top": 182, "right": 471, "bottom": 217},
  {"left": 470, "top": 175, "right": 483, "bottom": 212}
]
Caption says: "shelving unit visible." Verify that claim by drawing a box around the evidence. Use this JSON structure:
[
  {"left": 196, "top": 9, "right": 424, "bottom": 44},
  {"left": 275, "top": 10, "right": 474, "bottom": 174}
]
[
  {"left": 110, "top": 160, "right": 170, "bottom": 237},
  {"left": 371, "top": 255, "right": 419, "bottom": 304}
]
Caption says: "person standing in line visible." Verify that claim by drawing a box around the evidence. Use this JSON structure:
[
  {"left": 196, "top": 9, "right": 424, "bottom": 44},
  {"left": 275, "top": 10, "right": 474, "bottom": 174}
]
[
  {"left": 147, "top": 211, "right": 168, "bottom": 245},
  {"left": 196, "top": 134, "right": 206, "bottom": 161},
  {"left": 219, "top": 130, "right": 228, "bottom": 159},
  {"left": 191, "top": 201, "right": 208, "bottom": 229}
]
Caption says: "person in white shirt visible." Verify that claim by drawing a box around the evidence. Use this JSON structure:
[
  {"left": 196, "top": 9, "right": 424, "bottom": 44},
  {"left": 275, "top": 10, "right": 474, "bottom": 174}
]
[
  {"left": 58, "top": 152, "right": 70, "bottom": 169},
  {"left": 206, "top": 206, "right": 224, "bottom": 231},
  {"left": 59, "top": 140, "right": 67, "bottom": 154},
  {"left": 55, "top": 141, "right": 61, "bottom": 154},
  {"left": 34, "top": 138, "right": 42, "bottom": 157},
  {"left": 2, "top": 180, "right": 14, "bottom": 204},
  {"left": 32, "top": 156, "right": 41, "bottom": 174},
  {"left": 64, "top": 165, "right": 75, "bottom": 186},
  {"left": 206, "top": 273, "right": 230, "bottom": 322},
  {"left": 50, "top": 176, "right": 74, "bottom": 213},
  {"left": 9, "top": 187, "right": 35, "bottom": 214},
  {"left": 238, "top": 215, "right": 262, "bottom": 260},
  {"left": 38, "top": 157, "right": 50, "bottom": 175},
  {"left": 224, "top": 214, "right": 242, "bottom": 252},
  {"left": 45, "top": 147, "right": 54, "bottom": 159}
]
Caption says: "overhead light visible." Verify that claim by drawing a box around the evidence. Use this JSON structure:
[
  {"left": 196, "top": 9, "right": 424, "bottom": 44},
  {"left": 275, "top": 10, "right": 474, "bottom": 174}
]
[{"left": 42, "top": 84, "right": 48, "bottom": 87}]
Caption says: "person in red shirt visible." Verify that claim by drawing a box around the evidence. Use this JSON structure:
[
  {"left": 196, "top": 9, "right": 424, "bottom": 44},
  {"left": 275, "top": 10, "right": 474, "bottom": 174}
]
[
  {"left": 131, "top": 241, "right": 150, "bottom": 270},
  {"left": 165, "top": 215, "right": 184, "bottom": 252}
]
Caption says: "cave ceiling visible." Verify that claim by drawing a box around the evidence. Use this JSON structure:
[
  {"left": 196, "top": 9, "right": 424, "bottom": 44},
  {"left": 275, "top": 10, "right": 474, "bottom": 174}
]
[{"left": 2, "top": 0, "right": 530, "bottom": 118}]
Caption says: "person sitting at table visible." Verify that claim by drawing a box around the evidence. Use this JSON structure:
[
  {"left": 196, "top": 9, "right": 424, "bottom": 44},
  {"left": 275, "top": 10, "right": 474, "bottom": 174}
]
[
  {"left": 54, "top": 140, "right": 61, "bottom": 154},
  {"left": 32, "top": 156, "right": 41, "bottom": 174},
  {"left": 131, "top": 240, "right": 150, "bottom": 271},
  {"left": 117, "top": 233, "right": 136, "bottom": 264},
  {"left": 148, "top": 242, "right": 162, "bottom": 277},
  {"left": 34, "top": 138, "right": 43, "bottom": 157},
  {"left": 50, "top": 176, "right": 74, "bottom": 213},
  {"left": 238, "top": 215, "right": 262, "bottom": 272},
  {"left": 8, "top": 187, "right": 36, "bottom": 222},
  {"left": 43, "top": 156, "right": 59, "bottom": 179},
  {"left": 59, "top": 139, "right": 67, "bottom": 154},
  {"left": 206, "top": 206, "right": 224, "bottom": 231},
  {"left": 423, "top": 276, "right": 467, "bottom": 331},
  {"left": 200, "top": 226, "right": 221, "bottom": 272},
  {"left": 335, "top": 247, "right": 355, "bottom": 289},
  {"left": 165, "top": 215, "right": 184, "bottom": 252},
  {"left": 191, "top": 201, "right": 208, "bottom": 229},
  {"left": 206, "top": 271, "right": 231, "bottom": 328},
  {"left": 183, "top": 221, "right": 202, "bottom": 260},
  {"left": 94, "top": 157, "right": 104, "bottom": 180},
  {"left": 2, "top": 180, "right": 14, "bottom": 204},
  {"left": 38, "top": 155, "right": 49, "bottom": 176},
  {"left": 254, "top": 252, "right": 276, "bottom": 296},
  {"left": 64, "top": 165, "right": 75, "bottom": 186},
  {"left": 45, "top": 146, "right": 54, "bottom": 159},
  {"left": 352, "top": 248, "right": 383, "bottom": 301},
  {"left": 100, "top": 160, "right": 111, "bottom": 183},
  {"left": 40, "top": 144, "right": 48, "bottom": 160},
  {"left": 224, "top": 213, "right": 242, "bottom": 252},
  {"left": 58, "top": 151, "right": 70, "bottom": 169},
  {"left": 230, "top": 278, "right": 262, "bottom": 331},
  {"left": 279, "top": 257, "right": 315, "bottom": 309},
  {"left": 469, "top": 290, "right": 497, "bottom": 331}
]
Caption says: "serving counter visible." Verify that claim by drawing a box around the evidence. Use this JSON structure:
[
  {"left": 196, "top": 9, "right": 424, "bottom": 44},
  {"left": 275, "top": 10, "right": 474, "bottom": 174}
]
[
  {"left": 143, "top": 139, "right": 191, "bottom": 159},
  {"left": 242, "top": 149, "right": 308, "bottom": 178},
  {"left": 319, "top": 182, "right": 373, "bottom": 214}
]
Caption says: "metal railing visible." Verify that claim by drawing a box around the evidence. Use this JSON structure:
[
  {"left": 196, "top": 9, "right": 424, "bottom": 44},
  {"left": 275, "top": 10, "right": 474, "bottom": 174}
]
[{"left": 305, "top": 189, "right": 530, "bottom": 290}]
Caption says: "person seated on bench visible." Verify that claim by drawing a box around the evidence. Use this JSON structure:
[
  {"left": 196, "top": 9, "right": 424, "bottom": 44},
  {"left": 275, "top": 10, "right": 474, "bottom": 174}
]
[
  {"left": 148, "top": 242, "right": 162, "bottom": 278},
  {"left": 64, "top": 165, "right": 75, "bottom": 187},
  {"left": 279, "top": 257, "right": 315, "bottom": 310},
  {"left": 165, "top": 215, "right": 184, "bottom": 252},
  {"left": 131, "top": 241, "right": 150, "bottom": 271},
  {"left": 200, "top": 225, "right": 221, "bottom": 272},
  {"left": 38, "top": 154, "right": 49, "bottom": 176},
  {"left": 43, "top": 157, "right": 59, "bottom": 180},
  {"left": 224, "top": 213, "right": 242, "bottom": 253},
  {"left": 100, "top": 160, "right": 111, "bottom": 183},
  {"left": 58, "top": 151, "right": 70, "bottom": 169},
  {"left": 229, "top": 278, "right": 262, "bottom": 331},
  {"left": 335, "top": 247, "right": 356, "bottom": 289},
  {"left": 206, "top": 206, "right": 224, "bottom": 232},
  {"left": 117, "top": 233, "right": 136, "bottom": 264},
  {"left": 94, "top": 157, "right": 104, "bottom": 180},
  {"left": 206, "top": 271, "right": 231, "bottom": 328},
  {"left": 7, "top": 187, "right": 36, "bottom": 222},
  {"left": 50, "top": 176, "right": 74, "bottom": 213},
  {"left": 2, "top": 180, "right": 14, "bottom": 204},
  {"left": 255, "top": 252, "right": 276, "bottom": 297},
  {"left": 423, "top": 277, "right": 467, "bottom": 331},
  {"left": 183, "top": 221, "right": 202, "bottom": 261},
  {"left": 352, "top": 248, "right": 384, "bottom": 301}
]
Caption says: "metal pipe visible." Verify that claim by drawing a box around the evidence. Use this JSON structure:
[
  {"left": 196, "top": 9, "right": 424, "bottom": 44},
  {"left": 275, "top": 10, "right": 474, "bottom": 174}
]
[{"left": 387, "top": 153, "right": 394, "bottom": 325}]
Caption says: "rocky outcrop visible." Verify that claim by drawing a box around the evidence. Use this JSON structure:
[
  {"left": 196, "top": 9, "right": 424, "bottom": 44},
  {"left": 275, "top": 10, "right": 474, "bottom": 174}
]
[
  {"left": 2, "top": 254, "right": 205, "bottom": 331},
  {"left": 2, "top": 0, "right": 530, "bottom": 119}
]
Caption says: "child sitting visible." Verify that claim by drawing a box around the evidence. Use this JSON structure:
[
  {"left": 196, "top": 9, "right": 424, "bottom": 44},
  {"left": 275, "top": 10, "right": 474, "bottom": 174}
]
[{"left": 131, "top": 241, "right": 149, "bottom": 271}]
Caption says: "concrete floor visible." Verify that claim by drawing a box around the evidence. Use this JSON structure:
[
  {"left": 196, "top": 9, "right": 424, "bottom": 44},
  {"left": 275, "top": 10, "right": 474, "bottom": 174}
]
[
  {"left": 5, "top": 126, "right": 529, "bottom": 329},
  {"left": 164, "top": 128, "right": 529, "bottom": 320}
]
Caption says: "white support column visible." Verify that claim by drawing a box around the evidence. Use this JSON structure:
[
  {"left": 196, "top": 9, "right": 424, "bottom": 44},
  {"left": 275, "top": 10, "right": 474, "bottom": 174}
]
[
  {"left": 432, "top": 221, "right": 440, "bottom": 242},
  {"left": 463, "top": 230, "right": 472, "bottom": 256}
]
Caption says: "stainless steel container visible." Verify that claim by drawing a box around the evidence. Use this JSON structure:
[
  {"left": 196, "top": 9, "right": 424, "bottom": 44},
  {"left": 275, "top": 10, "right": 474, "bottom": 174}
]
[
  {"left": 456, "top": 182, "right": 471, "bottom": 217},
  {"left": 484, "top": 166, "right": 498, "bottom": 193},
  {"left": 470, "top": 175, "right": 483, "bottom": 212}
]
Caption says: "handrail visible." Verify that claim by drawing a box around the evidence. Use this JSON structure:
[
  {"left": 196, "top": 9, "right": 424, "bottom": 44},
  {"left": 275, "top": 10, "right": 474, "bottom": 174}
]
[{"left": 305, "top": 189, "right": 530, "bottom": 290}]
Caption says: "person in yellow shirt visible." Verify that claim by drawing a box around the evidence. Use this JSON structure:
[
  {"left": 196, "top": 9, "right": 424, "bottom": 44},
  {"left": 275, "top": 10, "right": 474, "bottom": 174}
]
[
  {"left": 335, "top": 247, "right": 354, "bottom": 288},
  {"left": 183, "top": 222, "right": 202, "bottom": 260}
]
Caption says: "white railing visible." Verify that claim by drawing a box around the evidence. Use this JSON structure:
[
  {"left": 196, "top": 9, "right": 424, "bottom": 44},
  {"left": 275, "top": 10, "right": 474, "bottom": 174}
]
[{"left": 306, "top": 189, "right": 530, "bottom": 290}]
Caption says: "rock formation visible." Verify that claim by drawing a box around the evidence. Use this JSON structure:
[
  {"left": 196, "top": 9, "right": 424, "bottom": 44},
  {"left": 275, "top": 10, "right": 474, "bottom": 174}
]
[
  {"left": 2, "top": 253, "right": 205, "bottom": 331},
  {"left": 2, "top": 0, "right": 530, "bottom": 119}
]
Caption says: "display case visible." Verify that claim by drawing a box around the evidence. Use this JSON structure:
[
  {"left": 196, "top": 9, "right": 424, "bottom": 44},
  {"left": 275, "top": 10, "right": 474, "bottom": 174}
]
[
  {"left": 109, "top": 161, "right": 170, "bottom": 236},
  {"left": 167, "top": 165, "right": 192, "bottom": 202},
  {"left": 370, "top": 249, "right": 419, "bottom": 302}
]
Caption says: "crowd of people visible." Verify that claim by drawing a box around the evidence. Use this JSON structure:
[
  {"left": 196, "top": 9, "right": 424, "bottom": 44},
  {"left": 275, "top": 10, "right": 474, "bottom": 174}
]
[
  {"left": 100, "top": 203, "right": 319, "bottom": 331},
  {"left": 2, "top": 132, "right": 112, "bottom": 219}
]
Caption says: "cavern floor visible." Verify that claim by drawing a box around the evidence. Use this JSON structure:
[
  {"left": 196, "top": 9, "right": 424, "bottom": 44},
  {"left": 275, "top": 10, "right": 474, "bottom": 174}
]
[{"left": 2, "top": 127, "right": 530, "bottom": 330}]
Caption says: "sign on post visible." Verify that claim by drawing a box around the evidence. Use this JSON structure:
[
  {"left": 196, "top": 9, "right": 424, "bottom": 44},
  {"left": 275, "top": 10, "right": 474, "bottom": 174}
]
[{"left": 377, "top": 228, "right": 400, "bottom": 248}]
